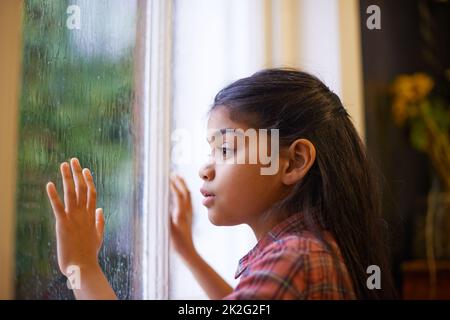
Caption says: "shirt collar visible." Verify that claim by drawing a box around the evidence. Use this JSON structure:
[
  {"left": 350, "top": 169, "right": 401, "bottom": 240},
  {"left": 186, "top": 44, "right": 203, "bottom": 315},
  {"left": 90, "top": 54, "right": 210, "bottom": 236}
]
[{"left": 234, "top": 212, "right": 306, "bottom": 279}]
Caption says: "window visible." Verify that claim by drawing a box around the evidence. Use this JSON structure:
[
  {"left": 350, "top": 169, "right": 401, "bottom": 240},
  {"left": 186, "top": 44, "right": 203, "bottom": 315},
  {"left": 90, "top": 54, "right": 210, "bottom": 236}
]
[
  {"left": 9, "top": 0, "right": 362, "bottom": 300},
  {"left": 14, "top": 0, "right": 165, "bottom": 299}
]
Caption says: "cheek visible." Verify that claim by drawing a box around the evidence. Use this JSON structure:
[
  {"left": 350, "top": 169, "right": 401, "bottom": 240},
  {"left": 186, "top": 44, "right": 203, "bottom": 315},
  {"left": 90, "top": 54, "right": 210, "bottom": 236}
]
[
  {"left": 214, "top": 164, "right": 277, "bottom": 221},
  {"left": 217, "top": 164, "right": 258, "bottom": 196}
]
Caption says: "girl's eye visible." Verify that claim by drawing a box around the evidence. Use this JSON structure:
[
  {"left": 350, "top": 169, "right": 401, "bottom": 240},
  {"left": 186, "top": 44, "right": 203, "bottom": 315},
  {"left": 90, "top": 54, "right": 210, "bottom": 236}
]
[
  {"left": 221, "top": 147, "right": 230, "bottom": 156},
  {"left": 215, "top": 143, "right": 234, "bottom": 159}
]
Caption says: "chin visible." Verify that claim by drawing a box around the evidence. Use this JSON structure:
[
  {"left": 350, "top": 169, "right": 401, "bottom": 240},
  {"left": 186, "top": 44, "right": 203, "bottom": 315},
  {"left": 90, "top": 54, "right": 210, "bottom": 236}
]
[
  {"left": 207, "top": 209, "right": 224, "bottom": 226},
  {"left": 207, "top": 208, "right": 238, "bottom": 226}
]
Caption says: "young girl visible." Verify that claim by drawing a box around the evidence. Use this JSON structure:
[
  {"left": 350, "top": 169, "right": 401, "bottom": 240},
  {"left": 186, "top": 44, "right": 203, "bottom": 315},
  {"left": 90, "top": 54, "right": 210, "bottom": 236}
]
[{"left": 46, "top": 69, "right": 395, "bottom": 300}]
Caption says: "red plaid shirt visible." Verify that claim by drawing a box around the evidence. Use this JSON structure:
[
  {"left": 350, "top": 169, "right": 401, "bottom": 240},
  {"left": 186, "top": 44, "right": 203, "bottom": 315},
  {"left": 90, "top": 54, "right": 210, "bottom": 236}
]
[{"left": 224, "top": 213, "right": 356, "bottom": 300}]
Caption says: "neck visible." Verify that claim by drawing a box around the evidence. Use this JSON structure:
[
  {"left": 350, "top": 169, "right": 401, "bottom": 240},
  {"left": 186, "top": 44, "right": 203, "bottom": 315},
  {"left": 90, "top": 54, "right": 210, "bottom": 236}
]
[{"left": 248, "top": 209, "right": 287, "bottom": 241}]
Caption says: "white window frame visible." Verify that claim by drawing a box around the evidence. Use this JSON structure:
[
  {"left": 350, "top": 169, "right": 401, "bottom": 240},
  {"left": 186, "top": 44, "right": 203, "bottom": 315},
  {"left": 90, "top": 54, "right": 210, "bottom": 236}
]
[{"left": 137, "top": 0, "right": 173, "bottom": 300}]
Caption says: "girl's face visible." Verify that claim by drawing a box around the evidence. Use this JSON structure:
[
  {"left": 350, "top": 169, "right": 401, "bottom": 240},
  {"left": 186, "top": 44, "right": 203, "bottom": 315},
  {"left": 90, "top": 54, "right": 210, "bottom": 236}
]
[{"left": 199, "top": 106, "right": 289, "bottom": 228}]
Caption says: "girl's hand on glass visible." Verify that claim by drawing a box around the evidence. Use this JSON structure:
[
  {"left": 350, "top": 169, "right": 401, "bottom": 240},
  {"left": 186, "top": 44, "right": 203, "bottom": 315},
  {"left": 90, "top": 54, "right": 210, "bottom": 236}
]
[
  {"left": 46, "top": 158, "right": 105, "bottom": 276},
  {"left": 169, "top": 174, "right": 196, "bottom": 260}
]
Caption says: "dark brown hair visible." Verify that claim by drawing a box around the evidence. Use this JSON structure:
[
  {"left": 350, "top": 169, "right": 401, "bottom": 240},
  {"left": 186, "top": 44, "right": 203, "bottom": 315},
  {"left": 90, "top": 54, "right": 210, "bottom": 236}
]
[{"left": 211, "top": 68, "right": 396, "bottom": 299}]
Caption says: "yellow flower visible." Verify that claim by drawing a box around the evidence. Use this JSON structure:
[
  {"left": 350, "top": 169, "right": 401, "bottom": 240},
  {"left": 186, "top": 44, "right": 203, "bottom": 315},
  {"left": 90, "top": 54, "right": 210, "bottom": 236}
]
[
  {"left": 412, "top": 73, "right": 434, "bottom": 101},
  {"left": 392, "top": 75, "right": 417, "bottom": 103},
  {"left": 390, "top": 73, "right": 435, "bottom": 127},
  {"left": 408, "top": 104, "right": 419, "bottom": 118},
  {"left": 391, "top": 73, "right": 434, "bottom": 104},
  {"left": 392, "top": 97, "right": 408, "bottom": 126}
]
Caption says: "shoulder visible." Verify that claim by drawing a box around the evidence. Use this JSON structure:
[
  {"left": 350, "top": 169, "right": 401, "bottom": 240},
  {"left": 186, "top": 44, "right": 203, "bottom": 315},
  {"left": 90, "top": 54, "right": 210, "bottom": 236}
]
[
  {"left": 225, "top": 232, "right": 356, "bottom": 300},
  {"left": 264, "top": 231, "right": 333, "bottom": 255}
]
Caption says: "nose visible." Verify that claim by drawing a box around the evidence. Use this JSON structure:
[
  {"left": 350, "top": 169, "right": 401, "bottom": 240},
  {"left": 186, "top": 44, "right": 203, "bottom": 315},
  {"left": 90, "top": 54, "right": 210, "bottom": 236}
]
[{"left": 198, "top": 161, "right": 215, "bottom": 181}]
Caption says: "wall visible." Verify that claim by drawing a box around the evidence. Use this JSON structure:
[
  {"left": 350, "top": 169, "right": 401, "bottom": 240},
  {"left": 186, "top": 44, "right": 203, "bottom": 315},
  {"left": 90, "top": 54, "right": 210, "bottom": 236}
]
[{"left": 0, "top": 0, "right": 23, "bottom": 300}]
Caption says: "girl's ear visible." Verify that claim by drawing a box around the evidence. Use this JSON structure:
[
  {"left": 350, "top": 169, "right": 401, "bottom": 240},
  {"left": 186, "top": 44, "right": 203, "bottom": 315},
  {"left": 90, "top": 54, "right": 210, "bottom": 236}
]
[{"left": 281, "top": 139, "right": 316, "bottom": 186}]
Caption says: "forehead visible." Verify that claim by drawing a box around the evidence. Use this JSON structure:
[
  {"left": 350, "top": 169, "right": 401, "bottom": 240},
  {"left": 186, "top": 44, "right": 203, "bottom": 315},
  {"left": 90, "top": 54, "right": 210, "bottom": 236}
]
[
  {"left": 206, "top": 108, "right": 246, "bottom": 143},
  {"left": 207, "top": 106, "right": 250, "bottom": 131}
]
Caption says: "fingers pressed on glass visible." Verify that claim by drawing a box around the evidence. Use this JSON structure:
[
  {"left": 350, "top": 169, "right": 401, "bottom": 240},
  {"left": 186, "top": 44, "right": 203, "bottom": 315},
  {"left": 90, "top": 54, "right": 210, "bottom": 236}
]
[
  {"left": 177, "top": 176, "right": 191, "bottom": 199},
  {"left": 46, "top": 182, "right": 65, "bottom": 219},
  {"left": 170, "top": 180, "right": 182, "bottom": 206},
  {"left": 169, "top": 181, "right": 183, "bottom": 223},
  {"left": 172, "top": 175, "right": 188, "bottom": 200},
  {"left": 83, "top": 168, "right": 97, "bottom": 213},
  {"left": 60, "top": 162, "right": 76, "bottom": 211},
  {"left": 70, "top": 158, "right": 87, "bottom": 208},
  {"left": 171, "top": 178, "right": 184, "bottom": 199}
]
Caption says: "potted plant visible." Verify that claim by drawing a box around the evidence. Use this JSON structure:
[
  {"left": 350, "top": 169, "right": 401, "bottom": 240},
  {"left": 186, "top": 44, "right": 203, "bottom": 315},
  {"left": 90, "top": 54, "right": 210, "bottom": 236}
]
[{"left": 391, "top": 72, "right": 450, "bottom": 298}]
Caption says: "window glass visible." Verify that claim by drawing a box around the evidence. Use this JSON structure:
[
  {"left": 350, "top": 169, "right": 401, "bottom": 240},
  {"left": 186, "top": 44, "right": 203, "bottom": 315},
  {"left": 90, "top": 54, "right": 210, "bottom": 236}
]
[{"left": 15, "top": 0, "right": 138, "bottom": 299}]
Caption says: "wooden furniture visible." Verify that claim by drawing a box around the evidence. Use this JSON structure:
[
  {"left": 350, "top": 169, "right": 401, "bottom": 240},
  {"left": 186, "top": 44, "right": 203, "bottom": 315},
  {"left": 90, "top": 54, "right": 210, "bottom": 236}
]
[{"left": 402, "top": 260, "right": 450, "bottom": 299}]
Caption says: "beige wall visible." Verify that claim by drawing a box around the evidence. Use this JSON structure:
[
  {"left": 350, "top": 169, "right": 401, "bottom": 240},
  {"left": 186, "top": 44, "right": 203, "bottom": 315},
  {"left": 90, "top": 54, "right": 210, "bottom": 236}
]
[
  {"left": 263, "top": 0, "right": 365, "bottom": 141},
  {"left": 264, "top": 0, "right": 300, "bottom": 68},
  {"left": 0, "top": 0, "right": 23, "bottom": 300},
  {"left": 338, "top": 0, "right": 365, "bottom": 142}
]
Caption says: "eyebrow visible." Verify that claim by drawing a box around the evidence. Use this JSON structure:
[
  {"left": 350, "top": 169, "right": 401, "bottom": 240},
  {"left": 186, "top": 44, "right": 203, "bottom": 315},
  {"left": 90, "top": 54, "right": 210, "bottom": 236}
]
[{"left": 206, "top": 128, "right": 248, "bottom": 144}]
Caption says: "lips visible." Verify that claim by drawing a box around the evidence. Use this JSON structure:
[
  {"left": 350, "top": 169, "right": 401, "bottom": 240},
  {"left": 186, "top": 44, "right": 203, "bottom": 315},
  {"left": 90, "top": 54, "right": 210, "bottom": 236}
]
[
  {"left": 200, "top": 187, "right": 216, "bottom": 207},
  {"left": 200, "top": 188, "right": 215, "bottom": 197}
]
